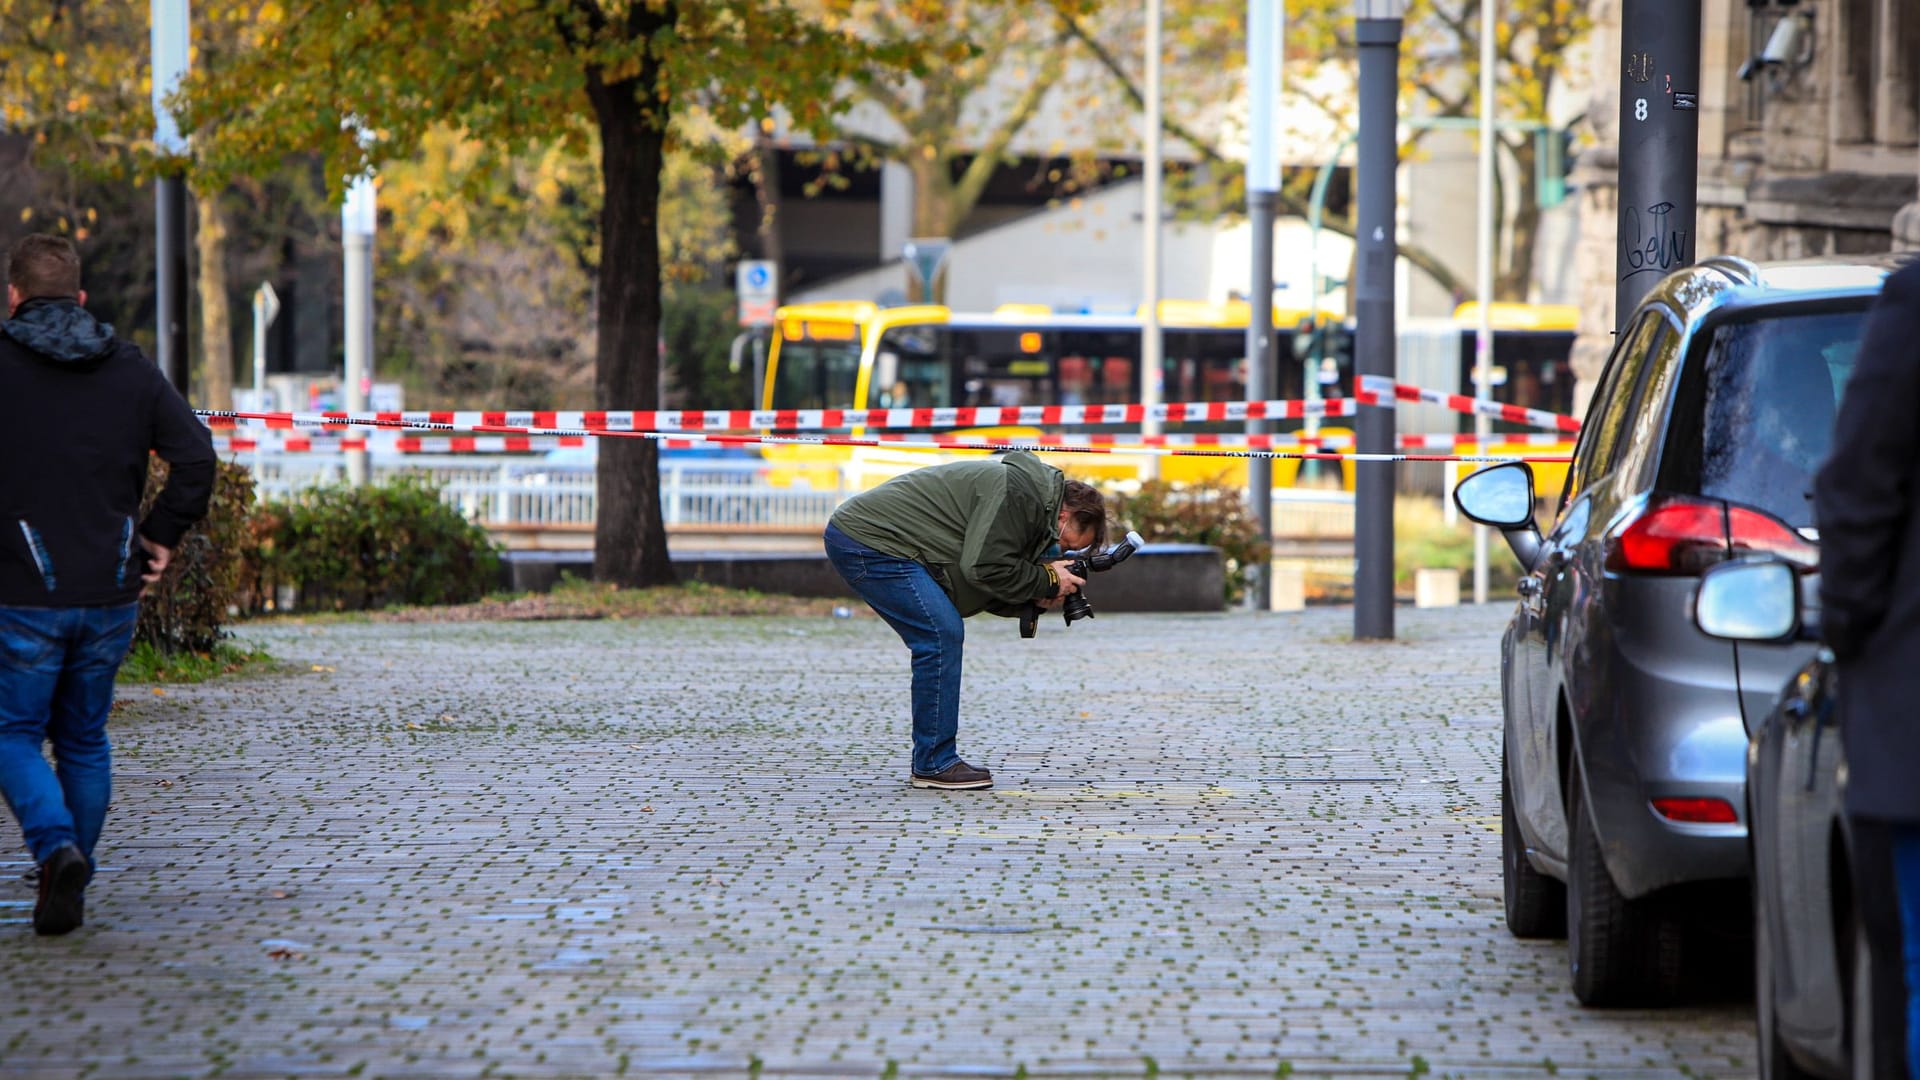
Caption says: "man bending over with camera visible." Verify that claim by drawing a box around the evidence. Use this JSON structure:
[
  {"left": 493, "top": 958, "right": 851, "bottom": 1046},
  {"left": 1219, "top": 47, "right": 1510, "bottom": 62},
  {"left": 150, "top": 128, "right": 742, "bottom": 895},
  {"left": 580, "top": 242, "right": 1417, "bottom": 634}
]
[{"left": 823, "top": 450, "right": 1108, "bottom": 790}]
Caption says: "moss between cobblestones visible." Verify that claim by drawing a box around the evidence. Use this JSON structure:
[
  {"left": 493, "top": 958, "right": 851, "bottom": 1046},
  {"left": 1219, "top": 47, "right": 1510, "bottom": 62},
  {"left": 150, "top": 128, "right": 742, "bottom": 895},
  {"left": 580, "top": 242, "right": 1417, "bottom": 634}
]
[
  {"left": 246, "top": 577, "right": 846, "bottom": 625},
  {"left": 8, "top": 606, "right": 1756, "bottom": 1079}
]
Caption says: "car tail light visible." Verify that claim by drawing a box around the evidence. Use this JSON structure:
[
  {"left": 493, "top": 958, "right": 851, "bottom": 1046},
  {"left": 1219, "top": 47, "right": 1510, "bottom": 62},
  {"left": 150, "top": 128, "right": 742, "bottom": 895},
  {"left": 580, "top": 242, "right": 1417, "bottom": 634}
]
[
  {"left": 1651, "top": 797, "right": 1739, "bottom": 824},
  {"left": 1605, "top": 495, "right": 1817, "bottom": 575},
  {"left": 1725, "top": 504, "right": 1819, "bottom": 569}
]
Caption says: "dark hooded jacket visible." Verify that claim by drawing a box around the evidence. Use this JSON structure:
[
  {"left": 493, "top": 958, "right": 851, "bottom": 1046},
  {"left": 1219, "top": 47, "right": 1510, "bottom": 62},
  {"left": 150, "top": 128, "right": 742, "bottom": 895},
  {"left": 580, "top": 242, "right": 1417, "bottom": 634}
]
[
  {"left": 0, "top": 297, "right": 214, "bottom": 608},
  {"left": 1815, "top": 257, "right": 1920, "bottom": 822}
]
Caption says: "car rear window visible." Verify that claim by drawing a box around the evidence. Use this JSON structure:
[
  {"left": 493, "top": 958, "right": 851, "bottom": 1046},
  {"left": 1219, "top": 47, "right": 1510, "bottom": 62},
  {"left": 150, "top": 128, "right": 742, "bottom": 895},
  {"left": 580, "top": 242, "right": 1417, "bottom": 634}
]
[{"left": 1661, "top": 306, "right": 1868, "bottom": 528}]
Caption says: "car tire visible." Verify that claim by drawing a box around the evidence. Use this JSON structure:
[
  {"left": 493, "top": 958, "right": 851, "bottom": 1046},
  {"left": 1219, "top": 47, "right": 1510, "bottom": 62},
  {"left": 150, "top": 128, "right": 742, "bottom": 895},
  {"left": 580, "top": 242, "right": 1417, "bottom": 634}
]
[
  {"left": 1503, "top": 740, "right": 1567, "bottom": 939},
  {"left": 1754, "top": 844, "right": 1818, "bottom": 1080},
  {"left": 1565, "top": 765, "right": 1684, "bottom": 1006},
  {"left": 1850, "top": 913, "right": 1880, "bottom": 1080}
]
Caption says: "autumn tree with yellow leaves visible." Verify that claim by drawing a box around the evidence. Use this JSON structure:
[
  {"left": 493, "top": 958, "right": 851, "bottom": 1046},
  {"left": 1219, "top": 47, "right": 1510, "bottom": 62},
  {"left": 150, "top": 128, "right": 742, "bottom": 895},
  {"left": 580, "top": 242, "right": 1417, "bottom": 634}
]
[
  {"left": 1061, "top": 0, "right": 1592, "bottom": 302},
  {"left": 179, "top": 0, "right": 944, "bottom": 588}
]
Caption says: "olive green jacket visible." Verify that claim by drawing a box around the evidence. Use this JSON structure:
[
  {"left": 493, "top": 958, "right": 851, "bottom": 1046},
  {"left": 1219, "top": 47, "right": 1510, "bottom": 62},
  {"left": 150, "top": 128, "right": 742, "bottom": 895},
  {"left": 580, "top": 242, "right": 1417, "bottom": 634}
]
[{"left": 828, "top": 451, "right": 1063, "bottom": 617}]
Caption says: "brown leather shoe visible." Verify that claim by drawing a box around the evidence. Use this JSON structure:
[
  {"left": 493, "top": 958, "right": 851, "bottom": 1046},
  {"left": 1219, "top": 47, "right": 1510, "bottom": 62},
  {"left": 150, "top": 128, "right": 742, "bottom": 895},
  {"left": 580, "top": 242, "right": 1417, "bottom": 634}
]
[
  {"left": 910, "top": 760, "right": 993, "bottom": 790},
  {"left": 33, "top": 843, "right": 88, "bottom": 936}
]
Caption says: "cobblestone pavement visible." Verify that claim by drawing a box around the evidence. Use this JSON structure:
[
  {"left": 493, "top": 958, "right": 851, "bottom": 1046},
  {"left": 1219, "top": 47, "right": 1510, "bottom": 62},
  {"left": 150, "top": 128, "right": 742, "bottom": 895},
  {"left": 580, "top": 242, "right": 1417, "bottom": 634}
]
[{"left": 0, "top": 605, "right": 1756, "bottom": 1079}]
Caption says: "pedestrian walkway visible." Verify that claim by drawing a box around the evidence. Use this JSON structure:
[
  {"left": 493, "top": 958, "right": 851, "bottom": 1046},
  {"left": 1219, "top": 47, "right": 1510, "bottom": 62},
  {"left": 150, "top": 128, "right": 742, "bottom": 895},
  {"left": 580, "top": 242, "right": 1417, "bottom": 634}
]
[{"left": 0, "top": 606, "right": 1754, "bottom": 1078}]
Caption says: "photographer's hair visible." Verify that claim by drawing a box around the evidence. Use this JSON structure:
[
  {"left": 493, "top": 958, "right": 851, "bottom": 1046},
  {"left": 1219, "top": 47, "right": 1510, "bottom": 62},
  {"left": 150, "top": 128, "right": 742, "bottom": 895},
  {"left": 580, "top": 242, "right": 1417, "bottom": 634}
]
[
  {"left": 7, "top": 234, "right": 82, "bottom": 302},
  {"left": 1061, "top": 479, "right": 1109, "bottom": 552}
]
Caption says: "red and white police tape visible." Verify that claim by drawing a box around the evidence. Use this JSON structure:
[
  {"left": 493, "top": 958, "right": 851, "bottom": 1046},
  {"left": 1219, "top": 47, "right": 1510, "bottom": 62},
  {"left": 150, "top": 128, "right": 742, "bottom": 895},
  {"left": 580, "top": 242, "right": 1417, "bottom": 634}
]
[
  {"left": 210, "top": 429, "right": 1572, "bottom": 456},
  {"left": 1355, "top": 375, "right": 1582, "bottom": 434},
  {"left": 204, "top": 380, "right": 1581, "bottom": 438},
  {"left": 198, "top": 409, "right": 1573, "bottom": 464}
]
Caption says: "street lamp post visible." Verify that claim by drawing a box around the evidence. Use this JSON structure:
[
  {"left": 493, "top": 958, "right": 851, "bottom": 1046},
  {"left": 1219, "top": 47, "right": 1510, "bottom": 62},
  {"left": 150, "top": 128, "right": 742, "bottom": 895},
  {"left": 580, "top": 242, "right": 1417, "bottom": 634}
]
[
  {"left": 1352, "top": 0, "right": 1405, "bottom": 642},
  {"left": 1140, "top": 0, "right": 1164, "bottom": 477},
  {"left": 150, "top": 0, "right": 189, "bottom": 394},
  {"left": 1245, "top": 0, "right": 1284, "bottom": 611},
  {"left": 1472, "top": 0, "right": 1497, "bottom": 606},
  {"left": 343, "top": 172, "right": 375, "bottom": 487},
  {"left": 1615, "top": 0, "right": 1702, "bottom": 328}
]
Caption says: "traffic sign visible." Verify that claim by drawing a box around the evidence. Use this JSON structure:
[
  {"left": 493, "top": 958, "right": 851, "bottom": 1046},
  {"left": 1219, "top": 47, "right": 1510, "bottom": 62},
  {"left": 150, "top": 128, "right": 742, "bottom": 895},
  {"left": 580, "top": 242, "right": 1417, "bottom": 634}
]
[{"left": 736, "top": 260, "right": 777, "bottom": 327}]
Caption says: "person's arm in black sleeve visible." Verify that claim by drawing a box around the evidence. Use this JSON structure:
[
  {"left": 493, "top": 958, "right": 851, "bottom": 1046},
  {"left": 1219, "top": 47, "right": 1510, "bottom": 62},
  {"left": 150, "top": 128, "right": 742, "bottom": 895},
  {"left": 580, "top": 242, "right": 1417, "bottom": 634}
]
[
  {"left": 1814, "top": 263, "right": 1920, "bottom": 659},
  {"left": 141, "top": 374, "right": 217, "bottom": 549}
]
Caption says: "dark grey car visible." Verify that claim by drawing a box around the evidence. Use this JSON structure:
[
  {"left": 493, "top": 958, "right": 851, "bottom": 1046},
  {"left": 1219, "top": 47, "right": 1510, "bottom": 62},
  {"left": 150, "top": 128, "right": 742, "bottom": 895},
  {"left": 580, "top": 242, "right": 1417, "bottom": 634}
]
[
  {"left": 1694, "top": 558, "right": 1897, "bottom": 1079},
  {"left": 1454, "top": 255, "right": 1898, "bottom": 1006}
]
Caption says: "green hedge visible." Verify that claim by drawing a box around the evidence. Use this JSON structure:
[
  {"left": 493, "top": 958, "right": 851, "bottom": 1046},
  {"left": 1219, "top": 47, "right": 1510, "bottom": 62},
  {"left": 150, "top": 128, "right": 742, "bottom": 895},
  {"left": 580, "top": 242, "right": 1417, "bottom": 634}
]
[
  {"left": 246, "top": 477, "right": 501, "bottom": 612},
  {"left": 1107, "top": 478, "right": 1272, "bottom": 605},
  {"left": 136, "top": 459, "right": 257, "bottom": 655}
]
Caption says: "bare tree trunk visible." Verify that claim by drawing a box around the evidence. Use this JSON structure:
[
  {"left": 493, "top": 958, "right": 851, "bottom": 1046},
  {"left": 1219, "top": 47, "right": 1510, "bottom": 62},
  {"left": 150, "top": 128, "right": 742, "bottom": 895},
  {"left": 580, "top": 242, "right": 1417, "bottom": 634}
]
[
  {"left": 585, "top": 6, "right": 675, "bottom": 589},
  {"left": 753, "top": 134, "right": 784, "bottom": 299},
  {"left": 195, "top": 190, "right": 235, "bottom": 409},
  {"left": 909, "top": 154, "right": 961, "bottom": 237},
  {"left": 1499, "top": 146, "right": 1544, "bottom": 302}
]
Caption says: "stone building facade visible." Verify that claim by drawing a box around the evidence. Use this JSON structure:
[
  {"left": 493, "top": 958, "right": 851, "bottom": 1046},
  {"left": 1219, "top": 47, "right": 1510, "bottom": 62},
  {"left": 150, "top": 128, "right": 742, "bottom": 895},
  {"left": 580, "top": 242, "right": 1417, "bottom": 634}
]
[{"left": 1568, "top": 0, "right": 1920, "bottom": 405}]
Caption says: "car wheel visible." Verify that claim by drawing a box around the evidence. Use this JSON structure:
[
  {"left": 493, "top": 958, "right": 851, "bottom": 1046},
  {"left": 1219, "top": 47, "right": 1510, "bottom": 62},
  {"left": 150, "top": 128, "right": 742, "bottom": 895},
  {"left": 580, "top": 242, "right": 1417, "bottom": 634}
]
[
  {"left": 1755, "top": 849, "right": 1818, "bottom": 1079},
  {"left": 1565, "top": 765, "right": 1684, "bottom": 1006},
  {"left": 1503, "top": 740, "right": 1567, "bottom": 939}
]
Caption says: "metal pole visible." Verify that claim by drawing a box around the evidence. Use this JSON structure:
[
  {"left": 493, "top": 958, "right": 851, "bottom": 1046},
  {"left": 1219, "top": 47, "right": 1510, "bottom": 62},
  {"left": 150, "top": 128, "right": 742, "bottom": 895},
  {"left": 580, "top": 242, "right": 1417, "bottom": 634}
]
[
  {"left": 1139, "top": 0, "right": 1163, "bottom": 477},
  {"left": 343, "top": 173, "right": 376, "bottom": 487},
  {"left": 1305, "top": 133, "right": 1356, "bottom": 443},
  {"left": 1615, "top": 0, "right": 1701, "bottom": 330},
  {"left": 1472, "top": 0, "right": 1496, "bottom": 606},
  {"left": 151, "top": 0, "right": 189, "bottom": 393},
  {"left": 252, "top": 291, "right": 268, "bottom": 396},
  {"left": 1353, "top": 1, "right": 1404, "bottom": 641},
  {"left": 1245, "top": 0, "right": 1282, "bottom": 611}
]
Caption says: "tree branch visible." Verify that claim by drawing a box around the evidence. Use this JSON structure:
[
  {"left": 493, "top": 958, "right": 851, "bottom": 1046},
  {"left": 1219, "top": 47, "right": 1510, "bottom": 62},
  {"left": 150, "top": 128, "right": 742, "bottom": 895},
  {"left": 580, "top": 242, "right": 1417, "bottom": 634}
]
[
  {"left": 841, "top": 130, "right": 902, "bottom": 160},
  {"left": 1052, "top": 0, "right": 1467, "bottom": 300},
  {"left": 949, "top": 28, "right": 1075, "bottom": 212}
]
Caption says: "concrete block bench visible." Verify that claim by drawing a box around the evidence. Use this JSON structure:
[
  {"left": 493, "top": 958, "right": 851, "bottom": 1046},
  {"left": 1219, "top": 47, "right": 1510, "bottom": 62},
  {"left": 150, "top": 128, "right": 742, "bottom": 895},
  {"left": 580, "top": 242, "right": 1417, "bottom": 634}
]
[{"left": 498, "top": 543, "right": 1225, "bottom": 613}]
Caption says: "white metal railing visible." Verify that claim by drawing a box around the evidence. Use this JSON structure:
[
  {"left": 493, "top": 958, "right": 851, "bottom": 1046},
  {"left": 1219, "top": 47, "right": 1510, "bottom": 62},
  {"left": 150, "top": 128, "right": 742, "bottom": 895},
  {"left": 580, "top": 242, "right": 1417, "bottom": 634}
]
[
  {"left": 237, "top": 452, "right": 1353, "bottom": 535},
  {"left": 1270, "top": 487, "right": 1355, "bottom": 539},
  {"left": 242, "top": 454, "right": 848, "bottom": 529}
]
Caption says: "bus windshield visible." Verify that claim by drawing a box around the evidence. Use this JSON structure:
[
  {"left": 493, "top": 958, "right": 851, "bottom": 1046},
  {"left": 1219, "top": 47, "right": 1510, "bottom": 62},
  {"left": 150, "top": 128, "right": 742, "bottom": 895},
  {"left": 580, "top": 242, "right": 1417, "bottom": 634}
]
[{"left": 771, "top": 338, "right": 861, "bottom": 411}]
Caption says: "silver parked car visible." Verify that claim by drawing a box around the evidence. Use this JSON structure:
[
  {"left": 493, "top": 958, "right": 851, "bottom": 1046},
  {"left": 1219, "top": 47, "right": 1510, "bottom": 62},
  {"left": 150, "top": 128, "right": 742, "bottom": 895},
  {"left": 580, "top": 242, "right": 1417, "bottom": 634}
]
[{"left": 1453, "top": 254, "right": 1899, "bottom": 1006}]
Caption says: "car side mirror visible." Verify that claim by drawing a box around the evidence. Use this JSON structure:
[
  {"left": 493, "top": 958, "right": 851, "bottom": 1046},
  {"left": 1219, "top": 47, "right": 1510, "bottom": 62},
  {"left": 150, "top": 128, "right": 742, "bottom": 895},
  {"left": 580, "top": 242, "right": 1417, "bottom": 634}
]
[
  {"left": 1453, "top": 461, "right": 1545, "bottom": 570},
  {"left": 1693, "top": 559, "right": 1800, "bottom": 643},
  {"left": 1453, "top": 462, "right": 1536, "bottom": 529}
]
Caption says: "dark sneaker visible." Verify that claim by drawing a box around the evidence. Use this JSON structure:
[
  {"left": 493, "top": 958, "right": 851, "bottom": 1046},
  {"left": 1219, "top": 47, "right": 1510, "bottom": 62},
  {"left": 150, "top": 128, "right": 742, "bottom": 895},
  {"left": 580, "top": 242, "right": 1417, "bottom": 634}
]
[
  {"left": 33, "top": 843, "right": 89, "bottom": 936},
  {"left": 910, "top": 760, "right": 993, "bottom": 790}
]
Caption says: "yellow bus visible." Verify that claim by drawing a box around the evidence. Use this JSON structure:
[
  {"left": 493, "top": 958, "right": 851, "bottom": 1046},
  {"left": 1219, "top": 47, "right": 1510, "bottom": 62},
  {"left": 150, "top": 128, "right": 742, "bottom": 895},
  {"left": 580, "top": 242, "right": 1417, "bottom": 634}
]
[
  {"left": 1446, "top": 302, "right": 1580, "bottom": 494},
  {"left": 758, "top": 300, "right": 1582, "bottom": 492},
  {"left": 759, "top": 300, "right": 1354, "bottom": 489}
]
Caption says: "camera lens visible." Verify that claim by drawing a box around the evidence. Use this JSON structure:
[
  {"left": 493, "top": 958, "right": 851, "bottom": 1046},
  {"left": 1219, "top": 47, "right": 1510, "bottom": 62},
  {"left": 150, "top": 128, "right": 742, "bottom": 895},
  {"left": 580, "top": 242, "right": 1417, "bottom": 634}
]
[{"left": 1062, "top": 593, "right": 1093, "bottom": 624}]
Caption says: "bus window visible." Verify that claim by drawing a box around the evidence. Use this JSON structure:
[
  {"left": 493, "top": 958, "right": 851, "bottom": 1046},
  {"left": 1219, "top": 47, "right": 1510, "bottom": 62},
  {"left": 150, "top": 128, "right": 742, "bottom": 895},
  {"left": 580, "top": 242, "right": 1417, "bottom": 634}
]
[
  {"left": 1046, "top": 329, "right": 1137, "bottom": 407},
  {"left": 771, "top": 339, "right": 861, "bottom": 410},
  {"left": 868, "top": 332, "right": 953, "bottom": 409},
  {"left": 1161, "top": 328, "right": 1249, "bottom": 412}
]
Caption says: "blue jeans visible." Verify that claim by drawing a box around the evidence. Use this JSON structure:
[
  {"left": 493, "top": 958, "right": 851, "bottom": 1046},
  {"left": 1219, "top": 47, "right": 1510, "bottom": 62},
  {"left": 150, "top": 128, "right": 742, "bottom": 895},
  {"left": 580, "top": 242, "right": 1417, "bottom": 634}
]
[
  {"left": 0, "top": 603, "right": 138, "bottom": 865},
  {"left": 1895, "top": 826, "right": 1920, "bottom": 1075},
  {"left": 823, "top": 524, "right": 965, "bottom": 776}
]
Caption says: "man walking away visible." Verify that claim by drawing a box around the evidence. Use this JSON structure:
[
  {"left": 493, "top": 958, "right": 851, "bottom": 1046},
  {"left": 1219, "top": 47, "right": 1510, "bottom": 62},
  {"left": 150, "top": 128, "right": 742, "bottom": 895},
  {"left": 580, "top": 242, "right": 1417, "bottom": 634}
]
[
  {"left": 0, "top": 234, "right": 214, "bottom": 935},
  {"left": 1814, "top": 254, "right": 1920, "bottom": 1076}
]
